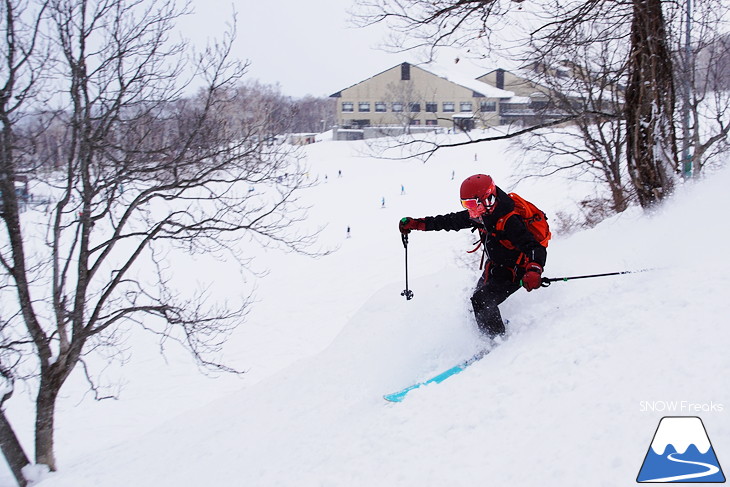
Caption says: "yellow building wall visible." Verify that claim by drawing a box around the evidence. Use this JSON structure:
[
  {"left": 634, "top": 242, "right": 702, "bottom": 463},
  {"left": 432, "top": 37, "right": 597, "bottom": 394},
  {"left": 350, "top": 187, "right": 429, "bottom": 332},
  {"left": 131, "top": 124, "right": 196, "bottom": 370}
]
[{"left": 333, "top": 64, "right": 502, "bottom": 129}]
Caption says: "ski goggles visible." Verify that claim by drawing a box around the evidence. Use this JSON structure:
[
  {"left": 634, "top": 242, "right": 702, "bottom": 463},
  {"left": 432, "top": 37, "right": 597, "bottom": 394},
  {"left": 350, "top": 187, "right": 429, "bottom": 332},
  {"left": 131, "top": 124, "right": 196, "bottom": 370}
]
[
  {"left": 461, "top": 194, "right": 496, "bottom": 210},
  {"left": 461, "top": 198, "right": 482, "bottom": 210}
]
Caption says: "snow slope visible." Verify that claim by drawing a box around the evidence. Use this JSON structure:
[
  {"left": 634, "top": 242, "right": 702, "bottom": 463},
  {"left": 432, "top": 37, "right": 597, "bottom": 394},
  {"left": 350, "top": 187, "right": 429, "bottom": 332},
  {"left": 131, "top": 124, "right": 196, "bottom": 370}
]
[{"left": 6, "top": 131, "right": 730, "bottom": 486}]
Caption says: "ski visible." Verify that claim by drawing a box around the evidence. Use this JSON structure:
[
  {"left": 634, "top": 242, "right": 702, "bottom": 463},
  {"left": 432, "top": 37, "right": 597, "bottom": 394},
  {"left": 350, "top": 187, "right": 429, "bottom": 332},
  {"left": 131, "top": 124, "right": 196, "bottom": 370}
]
[{"left": 384, "top": 349, "right": 490, "bottom": 402}]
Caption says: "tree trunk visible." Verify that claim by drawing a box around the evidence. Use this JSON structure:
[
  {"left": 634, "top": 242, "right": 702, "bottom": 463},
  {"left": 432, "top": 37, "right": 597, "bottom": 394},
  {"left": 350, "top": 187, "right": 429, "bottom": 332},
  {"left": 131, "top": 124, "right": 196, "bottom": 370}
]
[
  {"left": 608, "top": 180, "right": 629, "bottom": 213},
  {"left": 624, "top": 0, "right": 679, "bottom": 207},
  {"left": 34, "top": 375, "right": 62, "bottom": 472},
  {"left": 0, "top": 409, "right": 30, "bottom": 487}
]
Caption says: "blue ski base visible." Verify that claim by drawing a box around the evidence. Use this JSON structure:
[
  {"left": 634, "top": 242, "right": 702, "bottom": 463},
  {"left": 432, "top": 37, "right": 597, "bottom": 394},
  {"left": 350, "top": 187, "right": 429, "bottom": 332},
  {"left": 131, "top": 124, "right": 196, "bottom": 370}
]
[{"left": 384, "top": 349, "right": 489, "bottom": 402}]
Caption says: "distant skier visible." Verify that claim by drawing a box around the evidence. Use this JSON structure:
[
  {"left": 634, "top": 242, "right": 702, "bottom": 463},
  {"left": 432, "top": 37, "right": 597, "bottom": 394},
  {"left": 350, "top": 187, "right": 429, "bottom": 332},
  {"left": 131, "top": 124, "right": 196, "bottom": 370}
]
[{"left": 398, "top": 174, "right": 548, "bottom": 338}]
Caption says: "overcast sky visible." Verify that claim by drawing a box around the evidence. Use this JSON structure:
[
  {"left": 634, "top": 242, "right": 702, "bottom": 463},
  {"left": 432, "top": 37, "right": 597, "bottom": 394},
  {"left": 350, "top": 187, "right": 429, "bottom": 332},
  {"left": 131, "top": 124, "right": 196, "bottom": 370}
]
[
  {"left": 181, "top": 0, "right": 490, "bottom": 99},
  {"left": 176, "top": 0, "right": 395, "bottom": 98}
]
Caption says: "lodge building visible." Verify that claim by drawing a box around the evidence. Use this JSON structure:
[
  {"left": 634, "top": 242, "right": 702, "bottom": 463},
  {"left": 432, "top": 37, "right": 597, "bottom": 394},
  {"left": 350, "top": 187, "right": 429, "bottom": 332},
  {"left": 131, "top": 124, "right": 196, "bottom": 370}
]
[{"left": 332, "top": 62, "right": 567, "bottom": 138}]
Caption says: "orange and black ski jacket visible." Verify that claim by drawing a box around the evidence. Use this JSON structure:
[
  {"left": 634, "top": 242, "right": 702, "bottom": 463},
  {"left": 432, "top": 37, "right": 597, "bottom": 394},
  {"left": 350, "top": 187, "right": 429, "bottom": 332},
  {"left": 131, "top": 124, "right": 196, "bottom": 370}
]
[{"left": 422, "top": 187, "right": 547, "bottom": 270}]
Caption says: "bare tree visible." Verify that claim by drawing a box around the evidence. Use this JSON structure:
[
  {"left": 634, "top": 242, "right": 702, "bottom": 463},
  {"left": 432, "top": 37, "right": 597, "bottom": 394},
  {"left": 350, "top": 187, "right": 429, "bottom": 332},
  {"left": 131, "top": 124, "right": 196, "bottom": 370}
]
[
  {"left": 217, "top": 81, "right": 336, "bottom": 137},
  {"left": 673, "top": 0, "right": 730, "bottom": 177},
  {"left": 0, "top": 0, "right": 51, "bottom": 484},
  {"left": 513, "top": 23, "right": 632, "bottom": 214},
  {"left": 624, "top": 0, "right": 678, "bottom": 207},
  {"left": 1, "top": 0, "right": 320, "bottom": 476},
  {"left": 355, "top": 0, "right": 680, "bottom": 208},
  {"left": 231, "top": 80, "right": 294, "bottom": 138},
  {"left": 289, "top": 95, "right": 336, "bottom": 133},
  {"left": 689, "top": 39, "right": 730, "bottom": 175},
  {"left": 382, "top": 79, "right": 427, "bottom": 132},
  {"left": 0, "top": 368, "right": 30, "bottom": 487}
]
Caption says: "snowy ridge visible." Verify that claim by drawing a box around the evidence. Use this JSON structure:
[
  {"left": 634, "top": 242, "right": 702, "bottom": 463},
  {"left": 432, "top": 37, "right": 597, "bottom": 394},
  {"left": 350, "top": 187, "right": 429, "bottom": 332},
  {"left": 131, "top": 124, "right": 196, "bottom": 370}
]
[{"left": 6, "top": 133, "right": 728, "bottom": 487}]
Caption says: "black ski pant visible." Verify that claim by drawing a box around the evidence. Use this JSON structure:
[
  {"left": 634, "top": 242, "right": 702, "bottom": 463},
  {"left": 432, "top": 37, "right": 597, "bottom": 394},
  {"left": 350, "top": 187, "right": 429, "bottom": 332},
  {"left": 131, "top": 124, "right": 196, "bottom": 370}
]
[{"left": 470, "top": 274, "right": 521, "bottom": 338}]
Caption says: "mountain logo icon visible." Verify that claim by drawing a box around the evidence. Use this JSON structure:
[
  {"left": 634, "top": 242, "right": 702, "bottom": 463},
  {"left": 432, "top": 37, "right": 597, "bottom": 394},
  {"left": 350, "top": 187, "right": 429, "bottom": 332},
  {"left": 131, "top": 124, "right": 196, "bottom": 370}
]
[{"left": 637, "top": 416, "right": 726, "bottom": 483}]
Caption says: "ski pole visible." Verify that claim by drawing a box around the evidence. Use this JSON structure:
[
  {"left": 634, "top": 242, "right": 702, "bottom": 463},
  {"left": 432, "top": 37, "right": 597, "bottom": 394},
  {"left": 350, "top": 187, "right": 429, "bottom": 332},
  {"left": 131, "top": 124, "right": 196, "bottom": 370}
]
[
  {"left": 400, "top": 233, "right": 414, "bottom": 300},
  {"left": 540, "top": 268, "right": 652, "bottom": 287}
]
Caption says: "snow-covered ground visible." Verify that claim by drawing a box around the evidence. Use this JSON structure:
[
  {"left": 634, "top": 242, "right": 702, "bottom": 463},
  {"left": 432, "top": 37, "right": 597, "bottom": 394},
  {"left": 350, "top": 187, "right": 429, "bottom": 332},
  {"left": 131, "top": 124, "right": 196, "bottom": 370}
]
[{"left": 4, "top": 131, "right": 729, "bottom": 486}]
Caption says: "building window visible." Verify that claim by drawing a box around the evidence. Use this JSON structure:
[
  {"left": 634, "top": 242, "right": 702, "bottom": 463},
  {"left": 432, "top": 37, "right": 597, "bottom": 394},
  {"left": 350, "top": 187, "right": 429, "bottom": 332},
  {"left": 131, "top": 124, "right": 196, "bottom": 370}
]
[
  {"left": 409, "top": 102, "right": 420, "bottom": 112},
  {"left": 352, "top": 119, "right": 371, "bottom": 128},
  {"left": 342, "top": 102, "right": 354, "bottom": 112},
  {"left": 358, "top": 102, "right": 371, "bottom": 112},
  {"left": 375, "top": 102, "right": 387, "bottom": 112},
  {"left": 460, "top": 102, "right": 473, "bottom": 112},
  {"left": 410, "top": 119, "right": 421, "bottom": 125},
  {"left": 425, "top": 102, "right": 438, "bottom": 113},
  {"left": 401, "top": 62, "right": 410, "bottom": 81},
  {"left": 480, "top": 101, "right": 497, "bottom": 112},
  {"left": 392, "top": 102, "right": 404, "bottom": 112},
  {"left": 425, "top": 119, "right": 438, "bottom": 126},
  {"left": 443, "top": 102, "right": 455, "bottom": 112}
]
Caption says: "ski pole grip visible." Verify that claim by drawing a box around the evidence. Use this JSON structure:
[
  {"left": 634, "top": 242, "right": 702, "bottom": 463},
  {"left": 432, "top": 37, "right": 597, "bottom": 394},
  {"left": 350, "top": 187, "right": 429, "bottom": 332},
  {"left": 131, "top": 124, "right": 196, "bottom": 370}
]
[
  {"left": 540, "top": 277, "right": 552, "bottom": 287},
  {"left": 401, "top": 233, "right": 409, "bottom": 248}
]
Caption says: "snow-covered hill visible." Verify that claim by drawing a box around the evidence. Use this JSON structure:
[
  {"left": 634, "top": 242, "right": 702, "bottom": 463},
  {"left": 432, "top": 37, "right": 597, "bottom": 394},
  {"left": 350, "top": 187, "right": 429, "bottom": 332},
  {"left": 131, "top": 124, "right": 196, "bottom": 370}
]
[{"left": 7, "top": 132, "right": 730, "bottom": 486}]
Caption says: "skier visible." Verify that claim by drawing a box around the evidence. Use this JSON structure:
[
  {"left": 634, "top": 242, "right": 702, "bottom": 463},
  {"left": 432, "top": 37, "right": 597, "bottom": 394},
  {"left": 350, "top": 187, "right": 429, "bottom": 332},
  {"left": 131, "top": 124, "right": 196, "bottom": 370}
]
[{"left": 398, "top": 174, "right": 547, "bottom": 338}]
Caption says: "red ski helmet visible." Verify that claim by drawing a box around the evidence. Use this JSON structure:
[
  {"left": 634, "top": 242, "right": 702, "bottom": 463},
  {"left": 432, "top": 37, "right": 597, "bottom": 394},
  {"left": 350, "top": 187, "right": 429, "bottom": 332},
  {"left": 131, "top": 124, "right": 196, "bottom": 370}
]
[{"left": 460, "top": 174, "right": 497, "bottom": 217}]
